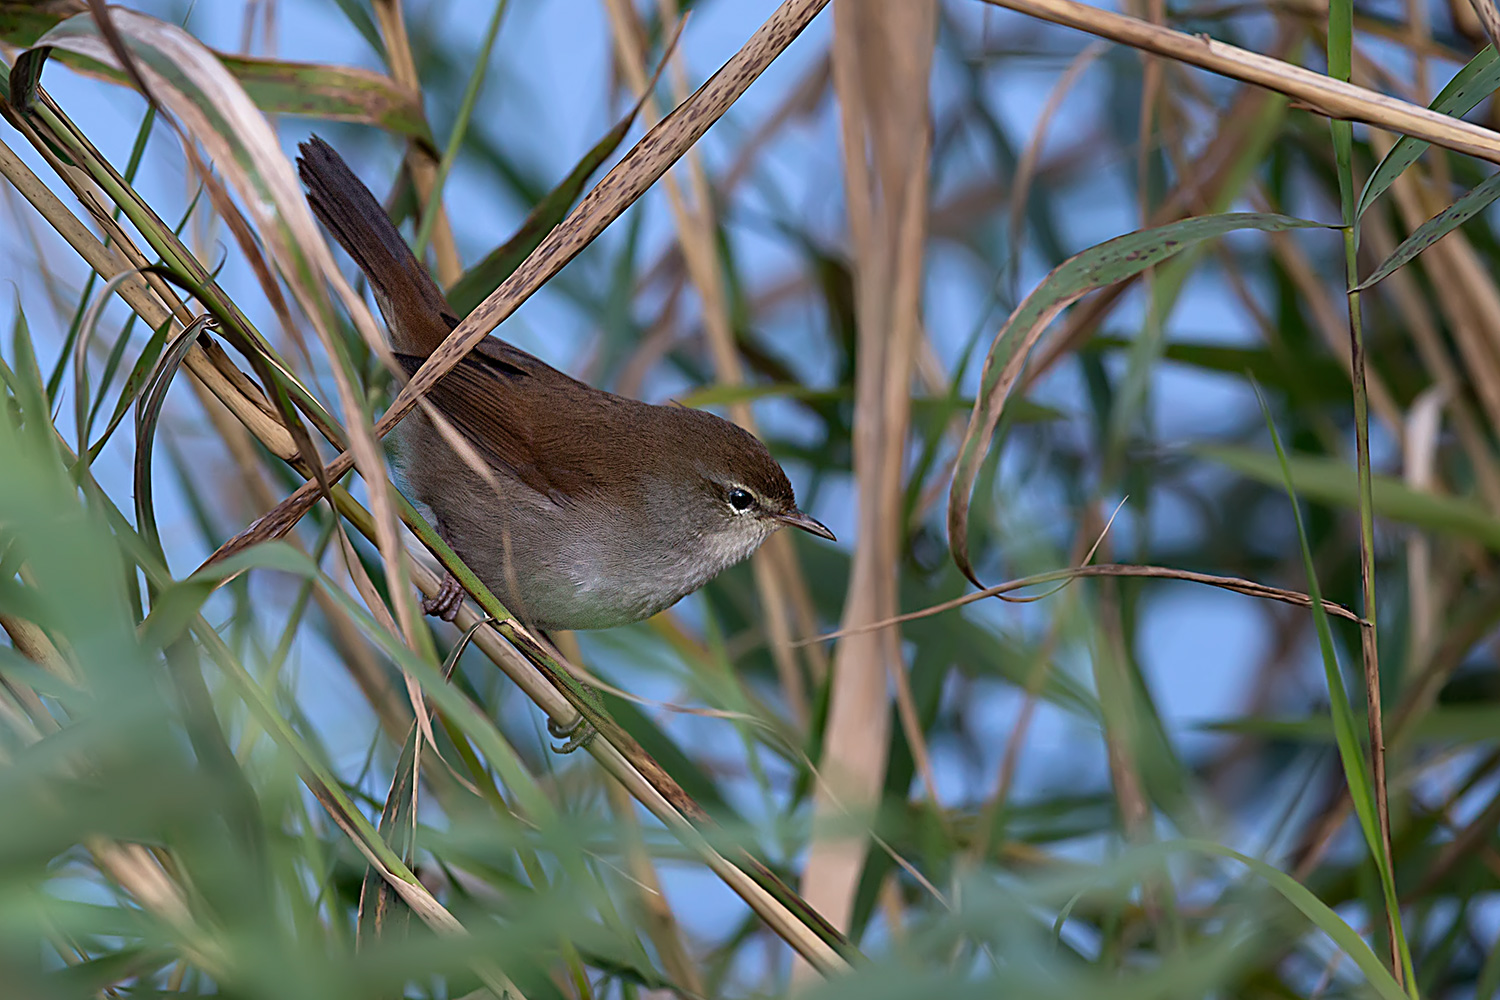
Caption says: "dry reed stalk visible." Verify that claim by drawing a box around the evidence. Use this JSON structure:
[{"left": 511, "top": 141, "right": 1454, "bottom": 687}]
[
  {"left": 798, "top": 0, "right": 935, "bottom": 960},
  {"left": 980, "top": 0, "right": 1500, "bottom": 164},
  {"left": 1465, "top": 0, "right": 1500, "bottom": 48},
  {"left": 801, "top": 563, "right": 1362, "bottom": 643},
  {"left": 416, "top": 567, "right": 849, "bottom": 974},
  {"left": 1403, "top": 389, "right": 1445, "bottom": 662}
]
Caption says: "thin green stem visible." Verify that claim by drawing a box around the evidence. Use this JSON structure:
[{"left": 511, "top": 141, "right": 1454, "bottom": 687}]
[
  {"left": 1328, "top": 1, "right": 1410, "bottom": 984},
  {"left": 1346, "top": 234, "right": 1411, "bottom": 990}
]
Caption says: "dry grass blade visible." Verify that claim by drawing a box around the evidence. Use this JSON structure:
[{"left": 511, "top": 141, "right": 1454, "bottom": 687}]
[
  {"left": 798, "top": 563, "right": 1362, "bottom": 646},
  {"left": 0, "top": 3, "right": 431, "bottom": 136}
]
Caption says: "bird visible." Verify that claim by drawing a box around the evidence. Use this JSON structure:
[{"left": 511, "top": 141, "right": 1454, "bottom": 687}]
[{"left": 297, "top": 137, "right": 833, "bottom": 632}]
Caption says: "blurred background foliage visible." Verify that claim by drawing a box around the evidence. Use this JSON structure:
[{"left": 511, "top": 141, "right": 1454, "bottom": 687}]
[{"left": 0, "top": 0, "right": 1498, "bottom": 997}]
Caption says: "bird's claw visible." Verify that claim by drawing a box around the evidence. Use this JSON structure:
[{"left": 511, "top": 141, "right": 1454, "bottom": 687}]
[
  {"left": 421, "top": 574, "right": 465, "bottom": 621},
  {"left": 548, "top": 712, "right": 596, "bottom": 754}
]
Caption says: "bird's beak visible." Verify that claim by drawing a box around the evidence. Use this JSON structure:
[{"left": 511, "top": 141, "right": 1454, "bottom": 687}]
[{"left": 776, "top": 509, "right": 836, "bottom": 541}]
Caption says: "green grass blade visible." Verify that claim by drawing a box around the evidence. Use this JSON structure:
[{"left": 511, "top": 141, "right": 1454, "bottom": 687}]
[
  {"left": 1359, "top": 46, "right": 1500, "bottom": 219},
  {"left": 1253, "top": 386, "right": 1413, "bottom": 992},
  {"left": 1200, "top": 444, "right": 1500, "bottom": 549},
  {"left": 1356, "top": 169, "right": 1500, "bottom": 290},
  {"left": 1174, "top": 840, "right": 1408, "bottom": 1000}
]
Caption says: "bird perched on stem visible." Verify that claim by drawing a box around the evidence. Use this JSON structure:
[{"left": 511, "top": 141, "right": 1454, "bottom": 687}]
[{"left": 298, "top": 137, "right": 833, "bottom": 632}]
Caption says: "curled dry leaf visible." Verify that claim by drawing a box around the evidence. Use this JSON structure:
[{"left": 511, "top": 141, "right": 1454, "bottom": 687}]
[{"left": 948, "top": 212, "right": 1328, "bottom": 585}]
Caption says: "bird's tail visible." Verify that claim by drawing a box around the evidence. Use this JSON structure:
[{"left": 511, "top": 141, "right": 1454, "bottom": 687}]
[{"left": 297, "top": 136, "right": 455, "bottom": 357}]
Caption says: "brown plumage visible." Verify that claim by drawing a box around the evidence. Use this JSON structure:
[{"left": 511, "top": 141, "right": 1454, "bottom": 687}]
[{"left": 297, "top": 137, "right": 832, "bottom": 630}]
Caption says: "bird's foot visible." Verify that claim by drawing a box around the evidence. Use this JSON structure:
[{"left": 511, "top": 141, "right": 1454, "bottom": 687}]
[
  {"left": 421, "top": 574, "right": 465, "bottom": 621},
  {"left": 548, "top": 711, "right": 596, "bottom": 754}
]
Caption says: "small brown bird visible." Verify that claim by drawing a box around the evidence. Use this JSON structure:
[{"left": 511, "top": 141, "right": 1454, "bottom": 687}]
[{"left": 298, "top": 137, "right": 832, "bottom": 631}]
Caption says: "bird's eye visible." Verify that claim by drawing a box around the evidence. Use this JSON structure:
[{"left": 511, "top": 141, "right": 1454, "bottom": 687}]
[{"left": 727, "top": 487, "right": 754, "bottom": 512}]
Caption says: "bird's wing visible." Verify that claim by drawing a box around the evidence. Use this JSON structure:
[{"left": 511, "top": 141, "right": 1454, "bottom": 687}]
[{"left": 394, "top": 341, "right": 619, "bottom": 506}]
